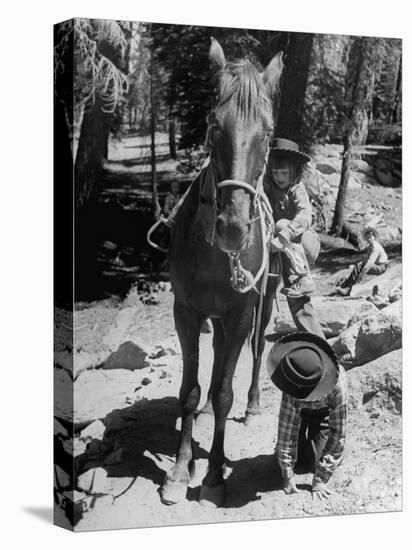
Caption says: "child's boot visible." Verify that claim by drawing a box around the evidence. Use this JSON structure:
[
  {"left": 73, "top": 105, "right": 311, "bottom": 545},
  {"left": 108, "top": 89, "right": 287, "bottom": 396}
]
[{"left": 281, "top": 273, "right": 315, "bottom": 298}]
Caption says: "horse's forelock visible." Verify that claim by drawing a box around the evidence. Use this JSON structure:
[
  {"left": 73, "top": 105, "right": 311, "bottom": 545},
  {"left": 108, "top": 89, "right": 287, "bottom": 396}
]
[{"left": 216, "top": 60, "right": 272, "bottom": 121}]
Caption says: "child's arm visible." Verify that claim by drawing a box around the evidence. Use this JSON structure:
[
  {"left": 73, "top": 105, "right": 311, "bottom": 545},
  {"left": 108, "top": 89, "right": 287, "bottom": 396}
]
[{"left": 277, "top": 183, "right": 312, "bottom": 242}]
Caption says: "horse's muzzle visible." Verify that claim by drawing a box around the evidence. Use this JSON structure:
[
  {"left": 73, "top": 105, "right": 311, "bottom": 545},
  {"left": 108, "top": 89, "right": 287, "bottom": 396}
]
[{"left": 215, "top": 214, "right": 251, "bottom": 253}]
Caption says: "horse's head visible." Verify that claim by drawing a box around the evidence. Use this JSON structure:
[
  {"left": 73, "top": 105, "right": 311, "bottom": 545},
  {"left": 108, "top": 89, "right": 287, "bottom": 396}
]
[{"left": 208, "top": 38, "right": 283, "bottom": 254}]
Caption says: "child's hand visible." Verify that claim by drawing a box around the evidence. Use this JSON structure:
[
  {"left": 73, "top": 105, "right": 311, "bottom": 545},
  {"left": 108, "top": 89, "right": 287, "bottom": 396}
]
[
  {"left": 311, "top": 477, "right": 333, "bottom": 501},
  {"left": 271, "top": 237, "right": 284, "bottom": 251},
  {"left": 283, "top": 477, "right": 300, "bottom": 495}
]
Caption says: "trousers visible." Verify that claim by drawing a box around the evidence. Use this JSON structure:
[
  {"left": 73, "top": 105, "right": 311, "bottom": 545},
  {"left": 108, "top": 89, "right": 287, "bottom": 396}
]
[
  {"left": 340, "top": 261, "right": 388, "bottom": 289},
  {"left": 296, "top": 407, "right": 330, "bottom": 473}
]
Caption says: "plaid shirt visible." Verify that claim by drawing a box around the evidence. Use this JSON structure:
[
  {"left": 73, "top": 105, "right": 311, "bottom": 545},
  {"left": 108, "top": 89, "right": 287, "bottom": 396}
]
[{"left": 275, "top": 365, "right": 347, "bottom": 484}]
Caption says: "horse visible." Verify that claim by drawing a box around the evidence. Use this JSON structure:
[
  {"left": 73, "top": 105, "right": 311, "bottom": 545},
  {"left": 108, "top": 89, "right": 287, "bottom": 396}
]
[{"left": 162, "top": 38, "right": 283, "bottom": 508}]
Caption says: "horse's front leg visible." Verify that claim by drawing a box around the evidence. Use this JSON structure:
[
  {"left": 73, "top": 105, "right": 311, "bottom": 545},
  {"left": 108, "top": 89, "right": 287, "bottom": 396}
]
[
  {"left": 199, "top": 307, "right": 254, "bottom": 508},
  {"left": 246, "top": 268, "right": 280, "bottom": 426},
  {"left": 196, "top": 318, "right": 224, "bottom": 426},
  {"left": 161, "top": 301, "right": 202, "bottom": 505}
]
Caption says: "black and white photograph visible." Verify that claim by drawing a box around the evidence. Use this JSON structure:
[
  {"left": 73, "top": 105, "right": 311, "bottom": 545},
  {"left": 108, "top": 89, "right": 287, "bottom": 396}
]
[{"left": 53, "top": 16, "right": 402, "bottom": 532}]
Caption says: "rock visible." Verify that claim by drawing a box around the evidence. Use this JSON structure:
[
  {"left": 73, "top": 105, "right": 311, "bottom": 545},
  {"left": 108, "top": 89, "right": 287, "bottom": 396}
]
[
  {"left": 388, "top": 282, "right": 402, "bottom": 303},
  {"left": 309, "top": 144, "right": 343, "bottom": 159},
  {"left": 346, "top": 348, "right": 401, "bottom": 413},
  {"left": 101, "top": 340, "right": 150, "bottom": 371},
  {"left": 103, "top": 448, "right": 124, "bottom": 466},
  {"left": 159, "top": 369, "right": 172, "bottom": 379},
  {"left": 332, "top": 300, "right": 401, "bottom": 367},
  {"left": 77, "top": 467, "right": 108, "bottom": 494},
  {"left": 158, "top": 281, "right": 172, "bottom": 292},
  {"left": 352, "top": 159, "right": 374, "bottom": 175},
  {"left": 274, "top": 296, "right": 377, "bottom": 338},
  {"left": 141, "top": 377, "right": 151, "bottom": 386},
  {"left": 80, "top": 420, "right": 106, "bottom": 442},
  {"left": 366, "top": 294, "right": 389, "bottom": 309},
  {"left": 201, "top": 318, "right": 213, "bottom": 333},
  {"left": 350, "top": 265, "right": 402, "bottom": 299},
  {"left": 63, "top": 438, "right": 87, "bottom": 457},
  {"left": 316, "top": 162, "right": 340, "bottom": 175},
  {"left": 151, "top": 338, "right": 179, "bottom": 358},
  {"left": 54, "top": 465, "right": 71, "bottom": 490},
  {"left": 346, "top": 301, "right": 380, "bottom": 327},
  {"left": 54, "top": 418, "right": 68, "bottom": 438},
  {"left": 86, "top": 439, "right": 111, "bottom": 460}
]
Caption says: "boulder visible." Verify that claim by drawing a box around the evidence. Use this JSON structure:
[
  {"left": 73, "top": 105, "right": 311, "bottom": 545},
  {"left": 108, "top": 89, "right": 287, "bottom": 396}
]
[
  {"left": 351, "top": 159, "right": 374, "bottom": 175},
  {"left": 388, "top": 282, "right": 402, "bottom": 303},
  {"left": 332, "top": 300, "right": 402, "bottom": 368},
  {"left": 101, "top": 340, "right": 150, "bottom": 371},
  {"left": 57, "top": 301, "right": 153, "bottom": 377},
  {"left": 316, "top": 161, "right": 341, "bottom": 175},
  {"left": 54, "top": 418, "right": 68, "bottom": 438},
  {"left": 80, "top": 420, "right": 106, "bottom": 442},
  {"left": 77, "top": 467, "right": 108, "bottom": 494},
  {"left": 54, "top": 465, "right": 71, "bottom": 490},
  {"left": 309, "top": 144, "right": 343, "bottom": 159},
  {"left": 346, "top": 348, "right": 402, "bottom": 413},
  {"left": 350, "top": 264, "right": 402, "bottom": 299},
  {"left": 274, "top": 296, "right": 377, "bottom": 338}
]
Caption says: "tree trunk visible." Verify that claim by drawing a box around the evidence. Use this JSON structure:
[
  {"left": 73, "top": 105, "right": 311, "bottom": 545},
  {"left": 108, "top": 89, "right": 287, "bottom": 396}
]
[
  {"left": 150, "top": 50, "right": 161, "bottom": 220},
  {"left": 74, "top": 95, "right": 111, "bottom": 208},
  {"left": 332, "top": 37, "right": 381, "bottom": 236},
  {"left": 275, "top": 33, "right": 314, "bottom": 141},
  {"left": 392, "top": 56, "right": 402, "bottom": 124},
  {"left": 168, "top": 117, "right": 177, "bottom": 160}
]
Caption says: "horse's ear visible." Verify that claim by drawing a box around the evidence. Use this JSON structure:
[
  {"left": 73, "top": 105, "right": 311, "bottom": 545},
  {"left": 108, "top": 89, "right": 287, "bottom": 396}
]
[
  {"left": 263, "top": 51, "right": 284, "bottom": 98},
  {"left": 209, "top": 37, "right": 226, "bottom": 69}
]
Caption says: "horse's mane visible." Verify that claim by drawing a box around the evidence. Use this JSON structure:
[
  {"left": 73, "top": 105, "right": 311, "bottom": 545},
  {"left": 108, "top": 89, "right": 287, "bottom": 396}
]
[{"left": 216, "top": 60, "right": 273, "bottom": 121}]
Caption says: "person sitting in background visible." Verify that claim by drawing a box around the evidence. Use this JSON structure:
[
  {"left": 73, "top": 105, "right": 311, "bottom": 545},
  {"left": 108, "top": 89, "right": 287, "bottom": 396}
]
[
  {"left": 163, "top": 181, "right": 182, "bottom": 218},
  {"left": 337, "top": 225, "right": 389, "bottom": 296}
]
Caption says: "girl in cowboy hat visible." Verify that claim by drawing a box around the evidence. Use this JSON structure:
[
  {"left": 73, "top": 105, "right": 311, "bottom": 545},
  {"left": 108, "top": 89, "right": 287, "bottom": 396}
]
[
  {"left": 267, "top": 332, "right": 347, "bottom": 500},
  {"left": 265, "top": 138, "right": 320, "bottom": 300},
  {"left": 336, "top": 224, "right": 389, "bottom": 296}
]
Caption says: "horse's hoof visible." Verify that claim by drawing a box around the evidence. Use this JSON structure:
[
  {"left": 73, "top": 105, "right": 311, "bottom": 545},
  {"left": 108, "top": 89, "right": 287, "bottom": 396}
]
[
  {"left": 244, "top": 411, "right": 261, "bottom": 427},
  {"left": 199, "top": 483, "right": 225, "bottom": 508},
  {"left": 195, "top": 411, "right": 213, "bottom": 428},
  {"left": 160, "top": 480, "right": 188, "bottom": 505}
]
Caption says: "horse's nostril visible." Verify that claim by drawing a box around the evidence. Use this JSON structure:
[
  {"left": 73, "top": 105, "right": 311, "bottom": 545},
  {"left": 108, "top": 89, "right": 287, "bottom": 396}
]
[{"left": 216, "top": 216, "right": 225, "bottom": 236}]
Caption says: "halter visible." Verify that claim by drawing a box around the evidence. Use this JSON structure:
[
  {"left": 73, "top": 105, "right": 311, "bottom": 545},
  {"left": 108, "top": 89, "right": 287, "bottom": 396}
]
[{"left": 211, "top": 146, "right": 274, "bottom": 294}]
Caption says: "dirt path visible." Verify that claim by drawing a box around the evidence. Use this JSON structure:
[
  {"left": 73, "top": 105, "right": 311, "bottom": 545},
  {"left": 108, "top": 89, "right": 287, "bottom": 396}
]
[{"left": 66, "top": 288, "right": 401, "bottom": 532}]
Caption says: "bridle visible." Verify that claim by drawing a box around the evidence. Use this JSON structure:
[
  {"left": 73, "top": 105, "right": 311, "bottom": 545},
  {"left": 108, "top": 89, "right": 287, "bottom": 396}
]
[{"left": 207, "top": 126, "right": 274, "bottom": 294}]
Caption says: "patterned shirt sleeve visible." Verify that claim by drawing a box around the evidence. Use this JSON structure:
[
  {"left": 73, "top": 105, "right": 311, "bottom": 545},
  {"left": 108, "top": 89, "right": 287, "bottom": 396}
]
[
  {"left": 314, "top": 367, "right": 348, "bottom": 483},
  {"left": 275, "top": 393, "right": 302, "bottom": 479},
  {"left": 278, "top": 183, "right": 312, "bottom": 242}
]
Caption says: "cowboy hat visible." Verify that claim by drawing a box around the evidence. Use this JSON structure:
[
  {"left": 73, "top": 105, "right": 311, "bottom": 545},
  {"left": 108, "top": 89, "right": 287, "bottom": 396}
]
[
  {"left": 269, "top": 138, "right": 311, "bottom": 164},
  {"left": 266, "top": 332, "right": 339, "bottom": 401},
  {"left": 362, "top": 225, "right": 379, "bottom": 241}
]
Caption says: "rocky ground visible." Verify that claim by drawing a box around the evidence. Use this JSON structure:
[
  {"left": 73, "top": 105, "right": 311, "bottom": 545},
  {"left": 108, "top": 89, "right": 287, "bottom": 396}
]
[
  {"left": 54, "top": 259, "right": 402, "bottom": 531},
  {"left": 54, "top": 138, "right": 402, "bottom": 531}
]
